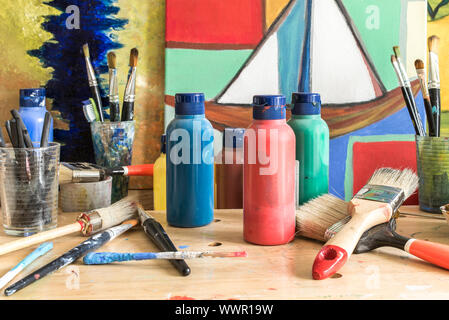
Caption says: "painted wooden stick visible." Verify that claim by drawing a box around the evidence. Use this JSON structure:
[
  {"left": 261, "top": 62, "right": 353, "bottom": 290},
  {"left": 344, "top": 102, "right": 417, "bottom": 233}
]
[
  {"left": 0, "top": 242, "right": 53, "bottom": 290},
  {"left": 4, "top": 220, "right": 137, "bottom": 296},
  {"left": 83, "top": 251, "right": 248, "bottom": 265}
]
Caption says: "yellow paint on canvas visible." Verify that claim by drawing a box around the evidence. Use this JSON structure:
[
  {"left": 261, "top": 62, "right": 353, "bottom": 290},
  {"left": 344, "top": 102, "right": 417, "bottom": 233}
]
[
  {"left": 0, "top": 0, "right": 60, "bottom": 137},
  {"left": 113, "top": 0, "right": 166, "bottom": 188},
  {"left": 428, "top": 16, "right": 449, "bottom": 111},
  {"left": 265, "top": 0, "right": 291, "bottom": 29}
]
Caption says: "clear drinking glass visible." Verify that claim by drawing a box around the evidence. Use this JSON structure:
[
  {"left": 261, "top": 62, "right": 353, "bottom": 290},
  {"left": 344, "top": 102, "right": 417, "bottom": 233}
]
[
  {"left": 90, "top": 121, "right": 135, "bottom": 203},
  {"left": 0, "top": 142, "right": 60, "bottom": 236},
  {"left": 416, "top": 135, "right": 449, "bottom": 213}
]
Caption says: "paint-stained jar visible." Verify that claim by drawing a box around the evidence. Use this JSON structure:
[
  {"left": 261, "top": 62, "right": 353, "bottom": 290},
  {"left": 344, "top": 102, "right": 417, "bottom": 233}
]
[
  {"left": 243, "top": 95, "right": 296, "bottom": 245},
  {"left": 166, "top": 93, "right": 214, "bottom": 227}
]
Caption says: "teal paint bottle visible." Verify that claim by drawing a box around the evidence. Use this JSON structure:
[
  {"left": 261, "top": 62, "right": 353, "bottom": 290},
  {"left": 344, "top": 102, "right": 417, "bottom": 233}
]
[
  {"left": 287, "top": 93, "right": 329, "bottom": 205},
  {"left": 166, "top": 93, "right": 214, "bottom": 227}
]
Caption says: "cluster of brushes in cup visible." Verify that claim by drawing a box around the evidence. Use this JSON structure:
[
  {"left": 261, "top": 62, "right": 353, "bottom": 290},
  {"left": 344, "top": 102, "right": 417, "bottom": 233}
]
[
  {"left": 3, "top": 109, "right": 52, "bottom": 149},
  {"left": 82, "top": 44, "right": 138, "bottom": 123},
  {"left": 391, "top": 36, "right": 441, "bottom": 137},
  {"left": 0, "top": 198, "right": 247, "bottom": 296}
]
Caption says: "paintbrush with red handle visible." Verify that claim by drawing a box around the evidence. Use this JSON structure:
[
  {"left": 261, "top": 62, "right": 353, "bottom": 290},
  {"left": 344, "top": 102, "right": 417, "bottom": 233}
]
[{"left": 311, "top": 168, "right": 418, "bottom": 280}]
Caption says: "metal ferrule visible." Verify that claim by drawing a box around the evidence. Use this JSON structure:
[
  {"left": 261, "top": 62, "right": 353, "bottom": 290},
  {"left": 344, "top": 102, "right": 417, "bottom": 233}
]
[
  {"left": 396, "top": 58, "right": 411, "bottom": 88},
  {"left": 84, "top": 57, "right": 98, "bottom": 87},
  {"left": 416, "top": 69, "right": 430, "bottom": 98},
  {"left": 124, "top": 68, "right": 137, "bottom": 102},
  {"left": 137, "top": 205, "right": 151, "bottom": 225},
  {"left": 72, "top": 169, "right": 102, "bottom": 183},
  {"left": 392, "top": 60, "right": 406, "bottom": 87},
  {"left": 108, "top": 69, "right": 119, "bottom": 102},
  {"left": 354, "top": 184, "right": 405, "bottom": 213},
  {"left": 428, "top": 52, "right": 440, "bottom": 89},
  {"left": 324, "top": 216, "right": 351, "bottom": 241},
  {"left": 80, "top": 211, "right": 102, "bottom": 235}
]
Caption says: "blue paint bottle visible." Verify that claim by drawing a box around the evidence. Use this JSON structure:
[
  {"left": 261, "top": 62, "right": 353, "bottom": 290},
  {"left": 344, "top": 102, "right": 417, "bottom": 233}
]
[
  {"left": 18, "top": 88, "right": 53, "bottom": 147},
  {"left": 166, "top": 93, "right": 214, "bottom": 227}
]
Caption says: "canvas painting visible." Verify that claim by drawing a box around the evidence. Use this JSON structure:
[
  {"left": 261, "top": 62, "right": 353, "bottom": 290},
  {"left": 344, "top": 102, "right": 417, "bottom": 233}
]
[
  {"left": 164, "top": 0, "right": 427, "bottom": 200},
  {"left": 0, "top": 0, "right": 165, "bottom": 189}
]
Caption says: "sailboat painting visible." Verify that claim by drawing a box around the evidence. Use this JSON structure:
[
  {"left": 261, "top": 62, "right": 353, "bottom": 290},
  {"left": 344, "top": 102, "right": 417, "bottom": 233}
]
[{"left": 165, "top": 0, "right": 427, "bottom": 199}]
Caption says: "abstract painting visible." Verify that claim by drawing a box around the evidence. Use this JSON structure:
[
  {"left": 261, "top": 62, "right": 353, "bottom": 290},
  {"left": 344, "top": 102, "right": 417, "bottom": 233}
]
[
  {"left": 0, "top": 0, "right": 165, "bottom": 189},
  {"left": 165, "top": 0, "right": 427, "bottom": 199}
]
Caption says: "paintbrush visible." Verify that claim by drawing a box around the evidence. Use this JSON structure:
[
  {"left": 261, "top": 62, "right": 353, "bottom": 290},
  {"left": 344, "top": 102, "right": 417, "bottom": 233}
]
[
  {"left": 107, "top": 51, "right": 120, "bottom": 122},
  {"left": 415, "top": 59, "right": 437, "bottom": 137},
  {"left": 428, "top": 35, "right": 441, "bottom": 137},
  {"left": 391, "top": 53, "right": 425, "bottom": 136},
  {"left": 311, "top": 168, "right": 418, "bottom": 280},
  {"left": 82, "top": 43, "right": 104, "bottom": 122},
  {"left": 40, "top": 112, "right": 52, "bottom": 148},
  {"left": 10, "top": 110, "right": 33, "bottom": 148},
  {"left": 0, "top": 197, "right": 137, "bottom": 257},
  {"left": 0, "top": 242, "right": 53, "bottom": 290},
  {"left": 121, "top": 48, "right": 138, "bottom": 121},
  {"left": 83, "top": 250, "right": 247, "bottom": 265},
  {"left": 59, "top": 162, "right": 154, "bottom": 184},
  {"left": 137, "top": 204, "right": 191, "bottom": 276},
  {"left": 4, "top": 120, "right": 16, "bottom": 147},
  {"left": 4, "top": 220, "right": 137, "bottom": 296},
  {"left": 297, "top": 194, "right": 449, "bottom": 271}
]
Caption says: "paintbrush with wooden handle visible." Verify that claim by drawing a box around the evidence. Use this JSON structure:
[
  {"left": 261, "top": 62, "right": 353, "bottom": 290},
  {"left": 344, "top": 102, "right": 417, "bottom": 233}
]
[
  {"left": 311, "top": 168, "right": 418, "bottom": 280},
  {"left": 0, "top": 197, "right": 137, "bottom": 257},
  {"left": 297, "top": 194, "right": 449, "bottom": 271}
]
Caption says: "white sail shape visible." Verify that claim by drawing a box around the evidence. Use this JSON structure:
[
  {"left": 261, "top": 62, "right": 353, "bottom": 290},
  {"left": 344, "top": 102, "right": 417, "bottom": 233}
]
[
  {"left": 310, "top": 0, "right": 376, "bottom": 104},
  {"left": 217, "top": 33, "right": 280, "bottom": 104}
]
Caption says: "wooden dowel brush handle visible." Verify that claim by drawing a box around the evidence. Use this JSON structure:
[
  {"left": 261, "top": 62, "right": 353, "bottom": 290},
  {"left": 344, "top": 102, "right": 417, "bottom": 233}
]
[
  {"left": 0, "top": 223, "right": 81, "bottom": 256},
  {"left": 312, "top": 199, "right": 393, "bottom": 280}
]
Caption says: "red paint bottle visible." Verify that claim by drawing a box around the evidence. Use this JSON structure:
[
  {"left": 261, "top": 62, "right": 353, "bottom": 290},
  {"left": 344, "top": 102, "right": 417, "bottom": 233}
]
[
  {"left": 216, "top": 128, "right": 245, "bottom": 209},
  {"left": 243, "top": 95, "right": 296, "bottom": 245}
]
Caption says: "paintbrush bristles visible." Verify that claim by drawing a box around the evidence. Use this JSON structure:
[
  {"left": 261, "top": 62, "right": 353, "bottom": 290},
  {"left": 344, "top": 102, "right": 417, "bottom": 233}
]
[
  {"left": 367, "top": 168, "right": 419, "bottom": 199},
  {"left": 93, "top": 197, "right": 138, "bottom": 230},
  {"left": 129, "top": 48, "right": 138, "bottom": 67},
  {"left": 428, "top": 35, "right": 440, "bottom": 54},
  {"left": 295, "top": 194, "right": 349, "bottom": 242},
  {"left": 414, "top": 59, "right": 425, "bottom": 70},
  {"left": 82, "top": 43, "right": 90, "bottom": 58},
  {"left": 107, "top": 52, "right": 116, "bottom": 69},
  {"left": 393, "top": 46, "right": 400, "bottom": 58},
  {"left": 58, "top": 165, "right": 73, "bottom": 184}
]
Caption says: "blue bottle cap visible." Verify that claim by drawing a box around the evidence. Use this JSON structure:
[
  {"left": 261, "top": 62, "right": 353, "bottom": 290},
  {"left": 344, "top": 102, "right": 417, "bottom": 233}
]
[
  {"left": 223, "top": 128, "right": 245, "bottom": 149},
  {"left": 175, "top": 93, "right": 205, "bottom": 115},
  {"left": 160, "top": 134, "right": 166, "bottom": 154},
  {"left": 291, "top": 92, "right": 321, "bottom": 115},
  {"left": 252, "top": 95, "right": 286, "bottom": 120},
  {"left": 20, "top": 88, "right": 46, "bottom": 108}
]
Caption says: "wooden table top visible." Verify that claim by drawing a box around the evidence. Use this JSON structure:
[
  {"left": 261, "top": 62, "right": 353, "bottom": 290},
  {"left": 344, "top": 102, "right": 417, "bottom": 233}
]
[{"left": 0, "top": 205, "right": 448, "bottom": 300}]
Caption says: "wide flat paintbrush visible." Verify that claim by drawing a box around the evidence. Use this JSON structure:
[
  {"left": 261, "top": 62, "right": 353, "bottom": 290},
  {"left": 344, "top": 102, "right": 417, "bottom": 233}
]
[
  {"left": 415, "top": 59, "right": 437, "bottom": 137},
  {"left": 4, "top": 220, "right": 137, "bottom": 296},
  {"left": 428, "top": 35, "right": 441, "bottom": 137},
  {"left": 107, "top": 52, "right": 120, "bottom": 122},
  {"left": 0, "top": 197, "right": 137, "bottom": 257},
  {"left": 121, "top": 48, "right": 138, "bottom": 121},
  {"left": 391, "top": 52, "right": 425, "bottom": 136},
  {"left": 297, "top": 194, "right": 449, "bottom": 271},
  {"left": 82, "top": 43, "right": 104, "bottom": 122},
  {"left": 311, "top": 168, "right": 418, "bottom": 280},
  {"left": 59, "top": 162, "right": 154, "bottom": 184}
]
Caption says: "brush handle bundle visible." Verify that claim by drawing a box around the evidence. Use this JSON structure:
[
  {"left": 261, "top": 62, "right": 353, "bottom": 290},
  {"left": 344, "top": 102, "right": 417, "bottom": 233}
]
[{"left": 4, "top": 220, "right": 137, "bottom": 296}]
